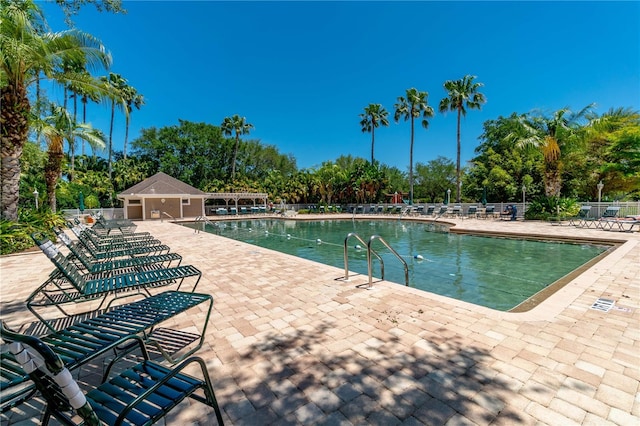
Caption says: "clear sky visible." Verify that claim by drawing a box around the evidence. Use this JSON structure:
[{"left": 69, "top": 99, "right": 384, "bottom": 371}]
[{"left": 40, "top": 1, "right": 640, "bottom": 172}]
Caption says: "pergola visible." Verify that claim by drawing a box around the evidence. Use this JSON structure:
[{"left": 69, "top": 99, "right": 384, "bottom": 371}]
[{"left": 206, "top": 192, "right": 269, "bottom": 213}]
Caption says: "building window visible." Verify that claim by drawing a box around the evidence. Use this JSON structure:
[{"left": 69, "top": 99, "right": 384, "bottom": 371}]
[
  {"left": 182, "top": 198, "right": 190, "bottom": 205},
  {"left": 129, "top": 199, "right": 141, "bottom": 205}
]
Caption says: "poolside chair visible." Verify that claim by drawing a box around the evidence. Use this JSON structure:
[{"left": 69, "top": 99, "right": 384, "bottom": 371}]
[
  {"left": 70, "top": 219, "right": 153, "bottom": 242},
  {"left": 436, "top": 205, "right": 448, "bottom": 217},
  {"left": 451, "top": 205, "right": 462, "bottom": 217},
  {"left": 1, "top": 321, "right": 224, "bottom": 425},
  {"left": 54, "top": 227, "right": 182, "bottom": 274},
  {"left": 424, "top": 206, "right": 435, "bottom": 216},
  {"left": 466, "top": 205, "right": 478, "bottom": 218},
  {"left": 568, "top": 205, "right": 592, "bottom": 226},
  {"left": 582, "top": 206, "right": 621, "bottom": 228},
  {"left": 600, "top": 215, "right": 640, "bottom": 232},
  {"left": 29, "top": 234, "right": 201, "bottom": 313},
  {"left": 480, "top": 205, "right": 496, "bottom": 219}
]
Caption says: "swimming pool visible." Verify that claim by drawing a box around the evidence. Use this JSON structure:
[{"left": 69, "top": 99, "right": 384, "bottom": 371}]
[{"left": 182, "top": 219, "right": 610, "bottom": 311}]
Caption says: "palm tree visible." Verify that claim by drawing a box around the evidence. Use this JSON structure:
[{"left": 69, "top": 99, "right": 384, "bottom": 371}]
[
  {"left": 508, "top": 105, "right": 594, "bottom": 197},
  {"left": 0, "top": 0, "right": 111, "bottom": 220},
  {"left": 359, "top": 104, "right": 389, "bottom": 164},
  {"left": 36, "top": 105, "right": 106, "bottom": 211},
  {"left": 439, "top": 75, "right": 486, "bottom": 203},
  {"left": 221, "top": 115, "right": 254, "bottom": 182},
  {"left": 122, "top": 85, "right": 144, "bottom": 159},
  {"left": 100, "top": 72, "right": 127, "bottom": 179},
  {"left": 394, "top": 88, "right": 434, "bottom": 205}
]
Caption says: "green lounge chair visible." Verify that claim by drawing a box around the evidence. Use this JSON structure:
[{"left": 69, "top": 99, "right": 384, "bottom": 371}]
[
  {"left": 1, "top": 317, "right": 223, "bottom": 425},
  {"left": 568, "top": 205, "right": 592, "bottom": 226},
  {"left": 28, "top": 234, "right": 201, "bottom": 318},
  {"left": 54, "top": 227, "right": 182, "bottom": 274}
]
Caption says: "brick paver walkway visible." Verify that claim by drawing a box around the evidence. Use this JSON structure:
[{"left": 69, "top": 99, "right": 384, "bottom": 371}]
[{"left": 1, "top": 216, "right": 638, "bottom": 425}]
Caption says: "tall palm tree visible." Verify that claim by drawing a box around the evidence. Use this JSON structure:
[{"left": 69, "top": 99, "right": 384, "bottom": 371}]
[
  {"left": 508, "top": 105, "right": 593, "bottom": 197},
  {"left": 122, "top": 85, "right": 144, "bottom": 159},
  {"left": 439, "top": 75, "right": 486, "bottom": 203},
  {"left": 221, "top": 115, "right": 253, "bottom": 182},
  {"left": 36, "top": 105, "right": 106, "bottom": 211},
  {"left": 359, "top": 104, "right": 389, "bottom": 164},
  {"left": 100, "top": 72, "right": 127, "bottom": 179},
  {"left": 394, "top": 88, "right": 434, "bottom": 205},
  {"left": 0, "top": 0, "right": 112, "bottom": 220}
]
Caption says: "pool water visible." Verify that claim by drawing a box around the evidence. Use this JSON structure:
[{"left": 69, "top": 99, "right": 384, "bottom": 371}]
[{"left": 183, "top": 219, "right": 609, "bottom": 311}]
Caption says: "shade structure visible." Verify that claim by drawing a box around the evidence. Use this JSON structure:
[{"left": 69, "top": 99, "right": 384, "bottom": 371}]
[
  {"left": 481, "top": 187, "right": 487, "bottom": 206},
  {"left": 79, "top": 191, "right": 85, "bottom": 212}
]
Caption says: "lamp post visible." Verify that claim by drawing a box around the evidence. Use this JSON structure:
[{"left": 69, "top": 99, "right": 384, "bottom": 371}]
[
  {"left": 597, "top": 180, "right": 604, "bottom": 217},
  {"left": 446, "top": 189, "right": 451, "bottom": 205},
  {"left": 33, "top": 189, "right": 39, "bottom": 210},
  {"left": 522, "top": 184, "right": 526, "bottom": 220}
]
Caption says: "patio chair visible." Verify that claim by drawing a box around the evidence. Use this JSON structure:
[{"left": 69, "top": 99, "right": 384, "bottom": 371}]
[
  {"left": 69, "top": 225, "right": 171, "bottom": 260},
  {"left": 599, "top": 215, "right": 640, "bottom": 232},
  {"left": 480, "top": 205, "right": 496, "bottom": 219},
  {"left": 1, "top": 321, "right": 224, "bottom": 425},
  {"left": 465, "top": 205, "right": 478, "bottom": 218},
  {"left": 582, "top": 206, "right": 621, "bottom": 228},
  {"left": 29, "top": 234, "right": 201, "bottom": 314},
  {"left": 54, "top": 227, "right": 183, "bottom": 274},
  {"left": 436, "top": 205, "right": 448, "bottom": 217},
  {"left": 568, "top": 205, "right": 592, "bottom": 226},
  {"left": 451, "top": 205, "right": 462, "bottom": 217},
  {"left": 424, "top": 206, "right": 435, "bottom": 216},
  {"left": 73, "top": 218, "right": 148, "bottom": 239}
]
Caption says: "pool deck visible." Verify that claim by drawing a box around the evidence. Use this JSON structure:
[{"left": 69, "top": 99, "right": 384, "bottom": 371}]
[{"left": 1, "top": 215, "right": 638, "bottom": 425}]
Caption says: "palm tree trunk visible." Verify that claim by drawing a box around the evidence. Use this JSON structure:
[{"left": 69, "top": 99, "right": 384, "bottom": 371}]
[
  {"left": 231, "top": 134, "right": 239, "bottom": 183},
  {"left": 108, "top": 101, "right": 115, "bottom": 179},
  {"left": 124, "top": 114, "right": 130, "bottom": 159},
  {"left": 371, "top": 127, "right": 375, "bottom": 164},
  {"left": 0, "top": 84, "right": 30, "bottom": 221},
  {"left": 409, "top": 116, "right": 415, "bottom": 205},
  {"left": 456, "top": 107, "right": 462, "bottom": 203}
]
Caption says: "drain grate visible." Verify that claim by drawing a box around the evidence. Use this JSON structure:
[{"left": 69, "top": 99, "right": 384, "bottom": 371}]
[{"left": 590, "top": 298, "right": 615, "bottom": 312}]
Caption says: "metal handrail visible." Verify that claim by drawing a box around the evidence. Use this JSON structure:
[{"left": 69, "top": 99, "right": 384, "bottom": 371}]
[
  {"left": 343, "top": 232, "right": 383, "bottom": 282},
  {"left": 161, "top": 211, "right": 175, "bottom": 223},
  {"left": 367, "top": 235, "right": 409, "bottom": 288},
  {"left": 193, "top": 216, "right": 215, "bottom": 233}
]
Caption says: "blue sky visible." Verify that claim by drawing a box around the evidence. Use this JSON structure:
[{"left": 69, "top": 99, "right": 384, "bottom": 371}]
[{"left": 40, "top": 1, "right": 640, "bottom": 172}]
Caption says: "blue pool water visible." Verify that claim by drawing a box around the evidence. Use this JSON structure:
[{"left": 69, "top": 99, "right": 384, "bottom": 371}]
[{"left": 183, "top": 219, "right": 609, "bottom": 311}]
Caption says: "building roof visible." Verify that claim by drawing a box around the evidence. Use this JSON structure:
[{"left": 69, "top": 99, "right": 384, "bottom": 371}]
[{"left": 119, "top": 172, "right": 206, "bottom": 197}]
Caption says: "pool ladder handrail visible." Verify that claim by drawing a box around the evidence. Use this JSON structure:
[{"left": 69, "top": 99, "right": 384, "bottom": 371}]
[
  {"left": 368, "top": 235, "right": 409, "bottom": 288},
  {"left": 193, "top": 215, "right": 215, "bottom": 233},
  {"left": 343, "top": 233, "right": 409, "bottom": 288},
  {"left": 344, "top": 233, "right": 383, "bottom": 282}
]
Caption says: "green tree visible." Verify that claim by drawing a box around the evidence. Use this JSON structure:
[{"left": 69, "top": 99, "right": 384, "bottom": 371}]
[
  {"left": 394, "top": 88, "right": 434, "bottom": 205},
  {"left": 584, "top": 107, "right": 640, "bottom": 199},
  {"left": 439, "top": 75, "right": 486, "bottom": 203},
  {"left": 122, "top": 84, "right": 144, "bottom": 159},
  {"left": 221, "top": 115, "right": 254, "bottom": 183},
  {"left": 467, "top": 113, "right": 541, "bottom": 202},
  {"left": 414, "top": 157, "right": 455, "bottom": 203},
  {"left": 100, "top": 72, "right": 127, "bottom": 179},
  {"left": 359, "top": 103, "right": 389, "bottom": 164},
  {"left": 36, "top": 105, "right": 106, "bottom": 211},
  {"left": 508, "top": 105, "right": 593, "bottom": 197},
  {"left": 0, "top": 0, "right": 112, "bottom": 220}
]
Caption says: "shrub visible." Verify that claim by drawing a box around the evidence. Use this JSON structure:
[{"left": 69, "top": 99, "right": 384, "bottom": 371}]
[
  {"left": 0, "top": 210, "right": 65, "bottom": 255},
  {"left": 524, "top": 196, "right": 580, "bottom": 220}
]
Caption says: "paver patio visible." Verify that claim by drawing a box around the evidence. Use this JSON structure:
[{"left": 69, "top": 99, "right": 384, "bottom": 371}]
[{"left": 1, "top": 216, "right": 638, "bottom": 425}]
